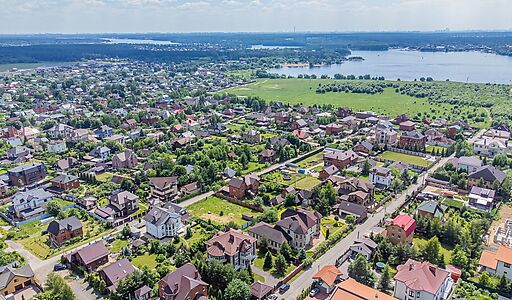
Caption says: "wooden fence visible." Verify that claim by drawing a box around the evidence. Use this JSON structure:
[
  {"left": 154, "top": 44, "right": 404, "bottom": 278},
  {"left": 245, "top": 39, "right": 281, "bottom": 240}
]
[{"left": 214, "top": 192, "right": 265, "bottom": 212}]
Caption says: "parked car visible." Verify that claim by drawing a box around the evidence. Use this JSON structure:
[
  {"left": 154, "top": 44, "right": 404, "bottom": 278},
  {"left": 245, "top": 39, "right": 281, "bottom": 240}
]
[
  {"left": 278, "top": 284, "right": 290, "bottom": 294},
  {"left": 267, "top": 295, "right": 278, "bottom": 300},
  {"left": 53, "top": 263, "right": 68, "bottom": 271},
  {"left": 309, "top": 287, "right": 320, "bottom": 297}
]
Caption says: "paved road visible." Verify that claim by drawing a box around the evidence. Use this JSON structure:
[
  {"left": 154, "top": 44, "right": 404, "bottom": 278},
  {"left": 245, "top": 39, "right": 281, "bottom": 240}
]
[{"left": 281, "top": 155, "right": 452, "bottom": 299}]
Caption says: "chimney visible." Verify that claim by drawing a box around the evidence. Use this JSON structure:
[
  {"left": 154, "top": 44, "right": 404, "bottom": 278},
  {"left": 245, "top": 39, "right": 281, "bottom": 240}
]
[
  {"left": 429, "top": 265, "right": 436, "bottom": 276},
  {"left": 409, "top": 263, "right": 414, "bottom": 271}
]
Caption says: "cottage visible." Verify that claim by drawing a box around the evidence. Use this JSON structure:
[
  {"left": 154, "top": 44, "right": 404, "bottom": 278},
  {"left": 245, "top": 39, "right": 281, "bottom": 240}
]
[
  {"left": 99, "top": 259, "right": 136, "bottom": 293},
  {"left": 0, "top": 264, "right": 35, "bottom": 296},
  {"left": 349, "top": 238, "right": 377, "bottom": 260},
  {"left": 64, "top": 241, "right": 110, "bottom": 271},
  {"left": 468, "top": 165, "right": 506, "bottom": 189},
  {"left": 276, "top": 208, "right": 321, "bottom": 249},
  {"left": 312, "top": 265, "right": 343, "bottom": 294},
  {"left": 399, "top": 131, "right": 426, "bottom": 151},
  {"left": 8, "top": 162, "right": 47, "bottom": 187},
  {"left": 242, "top": 130, "right": 261, "bottom": 144},
  {"left": 112, "top": 149, "right": 138, "bottom": 169},
  {"left": 47, "top": 216, "right": 83, "bottom": 247},
  {"left": 369, "top": 166, "right": 393, "bottom": 188},
  {"left": 319, "top": 165, "right": 339, "bottom": 181},
  {"left": 158, "top": 263, "right": 208, "bottom": 300},
  {"left": 149, "top": 177, "right": 178, "bottom": 202},
  {"left": 144, "top": 206, "right": 184, "bottom": 239},
  {"left": 50, "top": 174, "right": 80, "bottom": 191},
  {"left": 331, "top": 278, "right": 395, "bottom": 300},
  {"left": 259, "top": 149, "right": 276, "bottom": 163},
  {"left": 205, "top": 229, "right": 256, "bottom": 270},
  {"left": 110, "top": 191, "right": 139, "bottom": 218},
  {"left": 250, "top": 282, "right": 273, "bottom": 300},
  {"left": 248, "top": 221, "right": 290, "bottom": 252},
  {"left": 323, "top": 150, "right": 358, "bottom": 169},
  {"left": 386, "top": 214, "right": 416, "bottom": 245},
  {"left": 468, "top": 186, "right": 496, "bottom": 211},
  {"left": 416, "top": 200, "right": 445, "bottom": 218},
  {"left": 479, "top": 245, "right": 512, "bottom": 280}
]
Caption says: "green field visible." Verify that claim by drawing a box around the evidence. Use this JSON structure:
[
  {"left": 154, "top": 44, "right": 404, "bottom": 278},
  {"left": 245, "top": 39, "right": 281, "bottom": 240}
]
[
  {"left": 378, "top": 151, "right": 430, "bottom": 167},
  {"left": 131, "top": 253, "right": 158, "bottom": 269},
  {"left": 225, "top": 78, "right": 490, "bottom": 123},
  {"left": 292, "top": 176, "right": 322, "bottom": 190},
  {"left": 187, "top": 196, "right": 262, "bottom": 226}
]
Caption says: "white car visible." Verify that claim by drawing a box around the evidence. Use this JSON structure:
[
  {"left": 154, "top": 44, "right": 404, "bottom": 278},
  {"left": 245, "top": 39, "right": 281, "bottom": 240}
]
[
  {"left": 309, "top": 287, "right": 320, "bottom": 297},
  {"left": 267, "top": 294, "right": 278, "bottom": 300}
]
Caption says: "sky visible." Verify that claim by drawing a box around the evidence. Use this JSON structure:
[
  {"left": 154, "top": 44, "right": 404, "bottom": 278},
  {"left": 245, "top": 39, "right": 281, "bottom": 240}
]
[{"left": 1, "top": 0, "right": 511, "bottom": 34}]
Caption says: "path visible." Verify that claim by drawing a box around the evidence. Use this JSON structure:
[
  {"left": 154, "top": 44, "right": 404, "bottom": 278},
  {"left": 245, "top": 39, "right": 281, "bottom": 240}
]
[{"left": 281, "top": 154, "right": 452, "bottom": 299}]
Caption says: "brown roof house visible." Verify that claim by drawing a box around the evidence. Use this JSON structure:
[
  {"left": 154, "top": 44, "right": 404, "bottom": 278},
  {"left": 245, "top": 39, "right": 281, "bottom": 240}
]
[
  {"left": 228, "top": 175, "right": 260, "bottom": 199},
  {"left": 250, "top": 282, "right": 273, "bottom": 300},
  {"left": 158, "top": 263, "right": 208, "bottom": 300},
  {"left": 394, "top": 259, "right": 453, "bottom": 300},
  {"left": 242, "top": 130, "right": 261, "bottom": 144},
  {"left": 99, "top": 258, "right": 137, "bottom": 293},
  {"left": 319, "top": 165, "right": 339, "bottom": 181},
  {"left": 259, "top": 149, "right": 276, "bottom": 163},
  {"left": 323, "top": 150, "right": 358, "bottom": 169},
  {"left": 149, "top": 176, "right": 178, "bottom": 202},
  {"left": 468, "top": 165, "right": 506, "bottom": 190},
  {"left": 0, "top": 264, "right": 36, "bottom": 296},
  {"left": 248, "top": 221, "right": 291, "bottom": 252},
  {"left": 336, "top": 177, "right": 375, "bottom": 207},
  {"left": 50, "top": 174, "right": 80, "bottom": 191},
  {"left": 206, "top": 229, "right": 256, "bottom": 270},
  {"left": 110, "top": 191, "right": 139, "bottom": 218},
  {"left": 47, "top": 216, "right": 83, "bottom": 247},
  {"left": 64, "top": 241, "right": 110, "bottom": 272},
  {"left": 112, "top": 149, "right": 138, "bottom": 169},
  {"left": 276, "top": 208, "right": 322, "bottom": 249}
]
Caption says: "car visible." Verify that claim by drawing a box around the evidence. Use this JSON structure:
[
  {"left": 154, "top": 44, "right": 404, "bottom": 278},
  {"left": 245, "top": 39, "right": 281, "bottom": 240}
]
[
  {"left": 278, "top": 284, "right": 290, "bottom": 294},
  {"left": 53, "top": 263, "right": 68, "bottom": 271},
  {"left": 309, "top": 287, "right": 320, "bottom": 297},
  {"left": 267, "top": 295, "right": 278, "bottom": 300}
]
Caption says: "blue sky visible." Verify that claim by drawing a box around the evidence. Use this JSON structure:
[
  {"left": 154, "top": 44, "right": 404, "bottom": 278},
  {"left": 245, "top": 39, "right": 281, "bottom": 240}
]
[{"left": 1, "top": 0, "right": 511, "bottom": 34}]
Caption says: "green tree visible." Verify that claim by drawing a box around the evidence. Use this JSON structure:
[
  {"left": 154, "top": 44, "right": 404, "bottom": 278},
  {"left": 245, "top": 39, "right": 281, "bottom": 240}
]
[
  {"left": 378, "top": 265, "right": 392, "bottom": 291},
  {"left": 46, "top": 200, "right": 60, "bottom": 217},
  {"left": 479, "top": 272, "right": 490, "bottom": 287},
  {"left": 348, "top": 254, "right": 375, "bottom": 287},
  {"left": 279, "top": 242, "right": 293, "bottom": 262},
  {"left": 258, "top": 237, "right": 270, "bottom": 255},
  {"left": 38, "top": 273, "right": 76, "bottom": 300},
  {"left": 224, "top": 279, "right": 251, "bottom": 300},
  {"left": 421, "top": 236, "right": 442, "bottom": 265},
  {"left": 362, "top": 160, "right": 371, "bottom": 176},
  {"left": 274, "top": 254, "right": 288, "bottom": 277},
  {"left": 263, "top": 252, "right": 273, "bottom": 270}
]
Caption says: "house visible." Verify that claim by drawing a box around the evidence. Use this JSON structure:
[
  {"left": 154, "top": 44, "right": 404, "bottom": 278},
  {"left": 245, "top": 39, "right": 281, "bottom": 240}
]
[
  {"left": 331, "top": 278, "right": 396, "bottom": 300},
  {"left": 336, "top": 177, "right": 375, "bottom": 207},
  {"left": 393, "top": 114, "right": 410, "bottom": 125},
  {"left": 99, "top": 258, "right": 136, "bottom": 293},
  {"left": 89, "top": 146, "right": 111, "bottom": 161},
  {"left": 248, "top": 221, "right": 290, "bottom": 252},
  {"left": 416, "top": 200, "right": 445, "bottom": 218},
  {"left": 319, "top": 165, "right": 339, "bottom": 181},
  {"left": 479, "top": 245, "right": 512, "bottom": 280},
  {"left": 291, "top": 119, "right": 308, "bottom": 130},
  {"left": 474, "top": 138, "right": 512, "bottom": 157},
  {"left": 112, "top": 149, "right": 138, "bottom": 169},
  {"left": 158, "top": 263, "right": 208, "bottom": 300},
  {"left": 122, "top": 119, "right": 137, "bottom": 130},
  {"left": 399, "top": 131, "right": 426, "bottom": 151},
  {"left": 312, "top": 265, "right": 343, "bottom": 294},
  {"left": 63, "top": 241, "right": 110, "bottom": 272},
  {"left": 7, "top": 146, "right": 31, "bottom": 161},
  {"left": 334, "top": 201, "right": 368, "bottom": 223},
  {"left": 468, "top": 165, "right": 506, "bottom": 189},
  {"left": 468, "top": 186, "right": 496, "bottom": 211},
  {"left": 259, "top": 149, "right": 276, "bottom": 163},
  {"left": 292, "top": 130, "right": 309, "bottom": 140},
  {"left": 144, "top": 206, "right": 184, "bottom": 239},
  {"left": 274, "top": 112, "right": 290, "bottom": 124},
  {"left": 47, "top": 140, "right": 67, "bottom": 153},
  {"left": 243, "top": 130, "right": 261, "bottom": 144},
  {"left": 11, "top": 188, "right": 54, "bottom": 220},
  {"left": 50, "top": 174, "right": 80, "bottom": 191},
  {"left": 94, "top": 125, "right": 113, "bottom": 138},
  {"left": 205, "top": 229, "right": 256, "bottom": 270},
  {"left": 276, "top": 208, "right": 321, "bottom": 249},
  {"left": 325, "top": 124, "right": 344, "bottom": 136},
  {"left": 228, "top": 175, "right": 260, "bottom": 199},
  {"left": 369, "top": 166, "right": 393, "bottom": 188},
  {"left": 47, "top": 123, "right": 73, "bottom": 139},
  {"left": 449, "top": 156, "right": 482, "bottom": 173},
  {"left": 149, "top": 177, "right": 178, "bottom": 202},
  {"left": 394, "top": 259, "right": 453, "bottom": 300},
  {"left": 386, "top": 214, "right": 416, "bottom": 245},
  {"left": 110, "top": 191, "right": 139, "bottom": 218},
  {"left": 250, "top": 282, "right": 273, "bottom": 300},
  {"left": 341, "top": 116, "right": 358, "bottom": 128},
  {"left": 47, "top": 216, "right": 83, "bottom": 247},
  {"left": 134, "top": 285, "right": 151, "bottom": 300},
  {"left": 8, "top": 162, "right": 47, "bottom": 187},
  {"left": 336, "top": 107, "right": 352, "bottom": 118},
  {"left": 56, "top": 157, "right": 78, "bottom": 173},
  {"left": 354, "top": 141, "right": 373, "bottom": 154},
  {"left": 349, "top": 238, "right": 377, "bottom": 260},
  {"left": 375, "top": 123, "right": 398, "bottom": 146},
  {"left": 323, "top": 150, "right": 358, "bottom": 169},
  {"left": 0, "top": 264, "right": 35, "bottom": 296},
  {"left": 399, "top": 120, "right": 416, "bottom": 131}
]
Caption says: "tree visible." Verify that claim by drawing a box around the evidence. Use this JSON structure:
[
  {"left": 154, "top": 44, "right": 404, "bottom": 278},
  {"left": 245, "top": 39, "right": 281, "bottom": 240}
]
[
  {"left": 450, "top": 246, "right": 469, "bottom": 272},
  {"left": 38, "top": 273, "right": 76, "bottom": 300},
  {"left": 348, "top": 254, "right": 375, "bottom": 287},
  {"left": 263, "top": 252, "right": 273, "bottom": 270},
  {"left": 46, "top": 200, "right": 60, "bottom": 217},
  {"left": 362, "top": 160, "right": 371, "bottom": 176},
  {"left": 274, "top": 254, "right": 288, "bottom": 277},
  {"left": 498, "top": 275, "right": 509, "bottom": 291},
  {"left": 121, "top": 224, "right": 131, "bottom": 239},
  {"left": 479, "top": 272, "right": 490, "bottom": 287},
  {"left": 258, "top": 237, "right": 270, "bottom": 255},
  {"left": 279, "top": 242, "right": 293, "bottom": 262},
  {"left": 224, "top": 279, "right": 251, "bottom": 300},
  {"left": 378, "top": 265, "right": 392, "bottom": 291},
  {"left": 284, "top": 193, "right": 296, "bottom": 207},
  {"left": 421, "top": 236, "right": 442, "bottom": 265}
]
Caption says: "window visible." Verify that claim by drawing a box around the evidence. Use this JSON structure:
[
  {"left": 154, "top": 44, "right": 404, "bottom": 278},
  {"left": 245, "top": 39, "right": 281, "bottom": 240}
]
[{"left": 504, "top": 263, "right": 511, "bottom": 268}]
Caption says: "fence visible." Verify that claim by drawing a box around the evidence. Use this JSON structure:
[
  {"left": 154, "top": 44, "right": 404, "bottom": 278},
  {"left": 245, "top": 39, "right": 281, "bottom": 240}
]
[
  {"left": 214, "top": 192, "right": 264, "bottom": 212},
  {"left": 388, "top": 147, "right": 427, "bottom": 157},
  {"left": 276, "top": 263, "right": 305, "bottom": 287},
  {"left": 425, "top": 177, "right": 468, "bottom": 195}
]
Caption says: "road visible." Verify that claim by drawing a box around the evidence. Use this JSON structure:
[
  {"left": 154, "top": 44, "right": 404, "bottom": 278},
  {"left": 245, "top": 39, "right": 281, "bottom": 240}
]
[{"left": 281, "top": 154, "right": 452, "bottom": 299}]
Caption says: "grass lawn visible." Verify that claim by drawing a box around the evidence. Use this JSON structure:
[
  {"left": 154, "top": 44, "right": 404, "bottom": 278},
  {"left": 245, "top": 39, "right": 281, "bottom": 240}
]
[
  {"left": 224, "top": 78, "right": 489, "bottom": 121},
  {"left": 241, "top": 161, "right": 266, "bottom": 175},
  {"left": 262, "top": 171, "right": 306, "bottom": 186},
  {"left": 51, "top": 198, "right": 74, "bottom": 208},
  {"left": 426, "top": 145, "right": 447, "bottom": 154},
  {"left": 96, "top": 172, "right": 113, "bottom": 183},
  {"left": 187, "top": 196, "right": 262, "bottom": 226},
  {"left": 254, "top": 273, "right": 265, "bottom": 283},
  {"left": 321, "top": 218, "right": 346, "bottom": 237},
  {"left": 442, "top": 197, "right": 465, "bottom": 210},
  {"left": 131, "top": 253, "right": 158, "bottom": 269},
  {"left": 378, "top": 151, "right": 430, "bottom": 167},
  {"left": 110, "top": 239, "right": 129, "bottom": 253},
  {"left": 296, "top": 152, "right": 324, "bottom": 169},
  {"left": 293, "top": 176, "right": 322, "bottom": 190},
  {"left": 413, "top": 237, "right": 453, "bottom": 264},
  {"left": 14, "top": 219, "right": 113, "bottom": 259},
  {"left": 254, "top": 253, "right": 295, "bottom": 279}
]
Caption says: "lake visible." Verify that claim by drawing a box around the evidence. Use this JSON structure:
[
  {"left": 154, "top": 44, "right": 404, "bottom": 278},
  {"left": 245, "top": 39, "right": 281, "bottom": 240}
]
[
  {"left": 268, "top": 49, "right": 512, "bottom": 84},
  {"left": 104, "top": 38, "right": 180, "bottom": 45}
]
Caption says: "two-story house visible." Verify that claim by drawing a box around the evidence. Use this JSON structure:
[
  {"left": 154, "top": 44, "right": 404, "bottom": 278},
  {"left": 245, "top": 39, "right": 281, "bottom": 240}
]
[
  {"left": 149, "top": 177, "right": 178, "bottom": 202},
  {"left": 47, "top": 216, "right": 83, "bottom": 247},
  {"left": 275, "top": 208, "right": 321, "bottom": 249},
  {"left": 110, "top": 191, "right": 139, "bottom": 218},
  {"left": 479, "top": 245, "right": 512, "bottom": 280},
  {"left": 144, "top": 206, "right": 184, "bottom": 239},
  {"left": 473, "top": 138, "right": 512, "bottom": 158},
  {"left": 394, "top": 259, "right": 452, "bottom": 300},
  {"left": 369, "top": 166, "right": 393, "bottom": 188},
  {"left": 158, "top": 263, "right": 208, "bottom": 300},
  {"left": 11, "top": 188, "right": 54, "bottom": 220},
  {"left": 205, "top": 229, "right": 256, "bottom": 270},
  {"left": 323, "top": 150, "right": 359, "bottom": 169},
  {"left": 8, "top": 162, "right": 47, "bottom": 187},
  {"left": 112, "top": 149, "right": 138, "bottom": 169},
  {"left": 386, "top": 214, "right": 416, "bottom": 245}
]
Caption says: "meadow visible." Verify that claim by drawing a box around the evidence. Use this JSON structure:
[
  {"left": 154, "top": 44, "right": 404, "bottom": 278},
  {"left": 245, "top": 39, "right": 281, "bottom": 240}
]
[{"left": 225, "top": 78, "right": 491, "bottom": 127}]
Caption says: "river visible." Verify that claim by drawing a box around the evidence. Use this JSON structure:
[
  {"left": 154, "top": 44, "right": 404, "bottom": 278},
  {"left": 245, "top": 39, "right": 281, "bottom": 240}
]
[{"left": 268, "top": 49, "right": 512, "bottom": 84}]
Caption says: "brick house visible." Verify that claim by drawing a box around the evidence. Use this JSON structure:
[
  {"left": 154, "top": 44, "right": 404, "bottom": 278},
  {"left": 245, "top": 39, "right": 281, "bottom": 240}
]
[
  {"left": 206, "top": 229, "right": 257, "bottom": 270},
  {"left": 399, "top": 131, "right": 426, "bottom": 150},
  {"left": 99, "top": 259, "right": 136, "bottom": 293},
  {"left": 158, "top": 263, "right": 208, "bottom": 300},
  {"left": 64, "top": 241, "right": 110, "bottom": 272},
  {"left": 468, "top": 165, "right": 506, "bottom": 189},
  {"left": 325, "top": 124, "right": 344, "bottom": 136},
  {"left": 319, "top": 165, "right": 339, "bottom": 181},
  {"left": 228, "top": 175, "right": 260, "bottom": 199},
  {"left": 51, "top": 174, "right": 80, "bottom": 191},
  {"left": 323, "top": 150, "right": 358, "bottom": 169},
  {"left": 353, "top": 141, "right": 373, "bottom": 154},
  {"left": 399, "top": 120, "right": 416, "bottom": 131},
  {"left": 110, "top": 191, "right": 139, "bottom": 218},
  {"left": 8, "top": 162, "right": 47, "bottom": 187},
  {"left": 47, "top": 216, "right": 83, "bottom": 247},
  {"left": 149, "top": 176, "right": 178, "bottom": 202},
  {"left": 259, "top": 149, "right": 276, "bottom": 163},
  {"left": 385, "top": 214, "right": 416, "bottom": 245}
]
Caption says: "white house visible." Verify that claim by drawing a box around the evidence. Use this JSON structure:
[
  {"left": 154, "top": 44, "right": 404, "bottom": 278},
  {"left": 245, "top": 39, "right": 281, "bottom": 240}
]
[
  {"left": 473, "top": 138, "right": 512, "bottom": 158},
  {"left": 144, "top": 206, "right": 184, "bottom": 239},
  {"left": 47, "top": 140, "right": 67, "bottom": 153},
  {"left": 47, "top": 123, "right": 74, "bottom": 139},
  {"left": 369, "top": 166, "right": 393, "bottom": 188},
  {"left": 394, "top": 259, "right": 453, "bottom": 300},
  {"left": 479, "top": 245, "right": 512, "bottom": 280}
]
